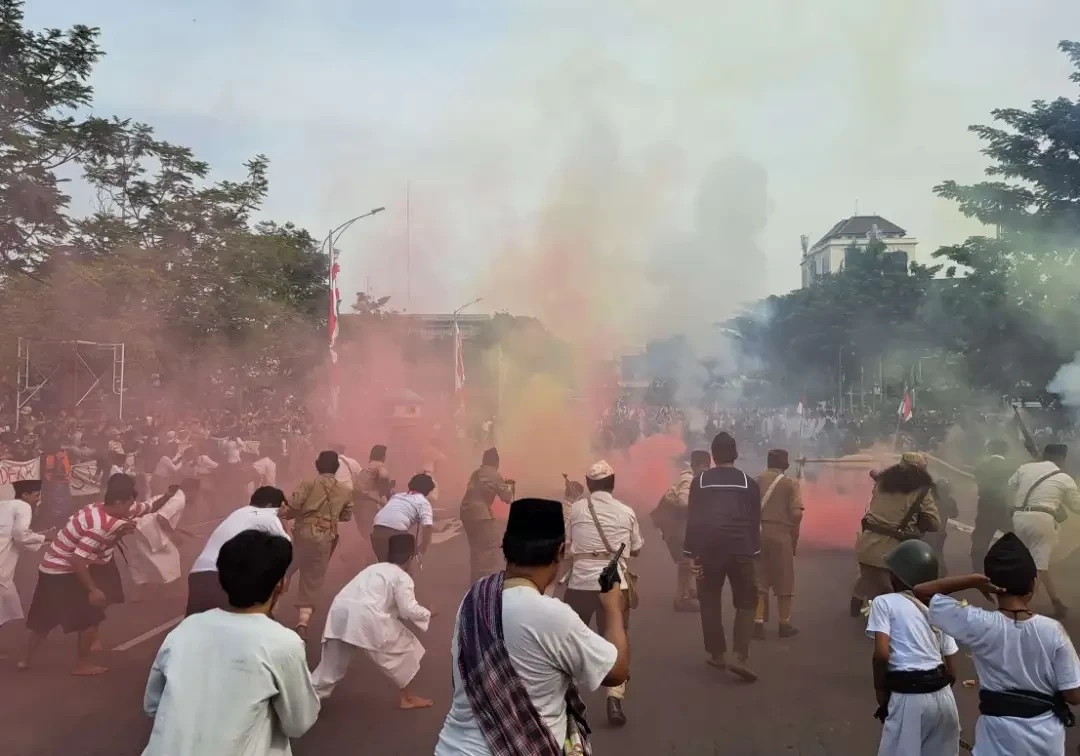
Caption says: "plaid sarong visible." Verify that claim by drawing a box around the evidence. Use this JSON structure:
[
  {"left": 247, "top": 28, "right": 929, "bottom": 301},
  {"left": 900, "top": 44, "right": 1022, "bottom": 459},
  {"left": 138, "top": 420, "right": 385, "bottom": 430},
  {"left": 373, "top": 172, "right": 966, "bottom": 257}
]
[{"left": 457, "top": 572, "right": 592, "bottom": 756}]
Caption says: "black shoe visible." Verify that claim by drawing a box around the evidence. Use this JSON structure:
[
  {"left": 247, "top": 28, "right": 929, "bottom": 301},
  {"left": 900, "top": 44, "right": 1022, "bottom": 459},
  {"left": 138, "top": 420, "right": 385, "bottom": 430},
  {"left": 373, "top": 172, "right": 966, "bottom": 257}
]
[
  {"left": 849, "top": 597, "right": 864, "bottom": 618},
  {"left": 606, "top": 697, "right": 627, "bottom": 727},
  {"left": 778, "top": 623, "right": 799, "bottom": 638},
  {"left": 752, "top": 622, "right": 766, "bottom": 640}
]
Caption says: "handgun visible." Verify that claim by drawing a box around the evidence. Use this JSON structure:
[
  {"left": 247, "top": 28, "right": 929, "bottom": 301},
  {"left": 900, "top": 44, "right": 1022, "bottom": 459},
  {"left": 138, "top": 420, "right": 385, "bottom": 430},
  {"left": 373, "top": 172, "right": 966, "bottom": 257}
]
[{"left": 598, "top": 543, "right": 626, "bottom": 593}]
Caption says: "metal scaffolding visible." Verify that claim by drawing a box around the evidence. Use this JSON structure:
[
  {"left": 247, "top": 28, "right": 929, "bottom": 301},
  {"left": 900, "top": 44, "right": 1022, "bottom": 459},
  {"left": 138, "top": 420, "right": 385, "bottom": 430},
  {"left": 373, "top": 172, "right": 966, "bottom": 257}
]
[{"left": 15, "top": 338, "right": 126, "bottom": 430}]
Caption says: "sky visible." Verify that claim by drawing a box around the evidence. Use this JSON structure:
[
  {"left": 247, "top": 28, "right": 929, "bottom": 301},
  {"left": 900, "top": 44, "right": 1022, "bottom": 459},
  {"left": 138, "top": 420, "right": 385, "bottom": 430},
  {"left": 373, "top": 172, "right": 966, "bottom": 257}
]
[{"left": 28, "top": 0, "right": 1080, "bottom": 346}]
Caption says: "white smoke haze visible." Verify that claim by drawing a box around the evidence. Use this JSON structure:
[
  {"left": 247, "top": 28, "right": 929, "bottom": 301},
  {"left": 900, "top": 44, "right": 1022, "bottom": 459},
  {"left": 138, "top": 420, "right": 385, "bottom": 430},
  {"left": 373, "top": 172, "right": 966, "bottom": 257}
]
[
  {"left": 27, "top": 0, "right": 1080, "bottom": 353},
  {"left": 1050, "top": 358, "right": 1080, "bottom": 412}
]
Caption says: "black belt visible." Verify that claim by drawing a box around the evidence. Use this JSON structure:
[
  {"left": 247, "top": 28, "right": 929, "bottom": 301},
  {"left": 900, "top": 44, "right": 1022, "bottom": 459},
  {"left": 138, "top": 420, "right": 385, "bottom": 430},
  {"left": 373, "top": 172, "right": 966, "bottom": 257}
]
[
  {"left": 861, "top": 518, "right": 921, "bottom": 542},
  {"left": 886, "top": 665, "right": 953, "bottom": 694},
  {"left": 979, "top": 689, "right": 1075, "bottom": 727},
  {"left": 874, "top": 666, "right": 953, "bottom": 722}
]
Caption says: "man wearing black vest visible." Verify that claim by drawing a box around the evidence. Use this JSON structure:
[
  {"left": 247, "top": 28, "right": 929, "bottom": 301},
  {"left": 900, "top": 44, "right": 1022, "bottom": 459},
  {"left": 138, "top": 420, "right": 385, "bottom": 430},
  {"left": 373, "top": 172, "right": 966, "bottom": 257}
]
[{"left": 684, "top": 432, "right": 762, "bottom": 683}]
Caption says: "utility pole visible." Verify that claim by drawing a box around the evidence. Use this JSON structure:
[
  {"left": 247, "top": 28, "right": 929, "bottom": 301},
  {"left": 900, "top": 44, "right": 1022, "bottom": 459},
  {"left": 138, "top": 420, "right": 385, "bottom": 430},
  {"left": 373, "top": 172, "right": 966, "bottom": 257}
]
[{"left": 406, "top": 181, "right": 412, "bottom": 310}]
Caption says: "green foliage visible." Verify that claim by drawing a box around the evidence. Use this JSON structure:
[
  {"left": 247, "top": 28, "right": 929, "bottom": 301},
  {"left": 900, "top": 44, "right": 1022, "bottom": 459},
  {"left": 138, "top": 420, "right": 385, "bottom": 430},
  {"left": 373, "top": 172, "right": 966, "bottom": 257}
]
[
  {"left": 0, "top": 0, "right": 120, "bottom": 273},
  {"left": 0, "top": 1, "right": 330, "bottom": 397},
  {"left": 733, "top": 39, "right": 1080, "bottom": 404}
]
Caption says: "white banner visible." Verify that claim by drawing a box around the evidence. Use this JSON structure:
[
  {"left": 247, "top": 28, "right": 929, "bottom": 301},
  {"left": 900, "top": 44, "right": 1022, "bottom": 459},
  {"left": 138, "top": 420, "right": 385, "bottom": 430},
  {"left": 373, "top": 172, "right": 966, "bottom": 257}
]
[{"left": 0, "top": 458, "right": 103, "bottom": 500}]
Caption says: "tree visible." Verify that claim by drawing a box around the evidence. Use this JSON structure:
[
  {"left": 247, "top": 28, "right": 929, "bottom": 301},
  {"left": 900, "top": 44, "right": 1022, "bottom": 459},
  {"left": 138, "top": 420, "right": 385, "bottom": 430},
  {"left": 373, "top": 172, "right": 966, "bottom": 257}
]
[
  {"left": 933, "top": 40, "right": 1080, "bottom": 393},
  {"left": 0, "top": 0, "right": 120, "bottom": 273}
]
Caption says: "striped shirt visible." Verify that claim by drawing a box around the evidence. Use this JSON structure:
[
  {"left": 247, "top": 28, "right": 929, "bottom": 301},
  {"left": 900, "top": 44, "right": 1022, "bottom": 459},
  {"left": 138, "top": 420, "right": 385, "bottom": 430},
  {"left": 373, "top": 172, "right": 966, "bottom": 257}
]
[{"left": 40, "top": 501, "right": 153, "bottom": 575}]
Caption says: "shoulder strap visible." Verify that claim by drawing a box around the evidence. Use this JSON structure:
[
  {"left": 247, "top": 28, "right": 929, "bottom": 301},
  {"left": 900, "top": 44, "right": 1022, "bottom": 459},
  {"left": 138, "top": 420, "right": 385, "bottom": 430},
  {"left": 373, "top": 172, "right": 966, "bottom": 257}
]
[
  {"left": 1022, "top": 470, "right": 1066, "bottom": 508},
  {"left": 586, "top": 495, "right": 617, "bottom": 555},
  {"left": 899, "top": 591, "right": 944, "bottom": 649},
  {"left": 896, "top": 486, "right": 930, "bottom": 532},
  {"left": 760, "top": 474, "right": 785, "bottom": 509}
]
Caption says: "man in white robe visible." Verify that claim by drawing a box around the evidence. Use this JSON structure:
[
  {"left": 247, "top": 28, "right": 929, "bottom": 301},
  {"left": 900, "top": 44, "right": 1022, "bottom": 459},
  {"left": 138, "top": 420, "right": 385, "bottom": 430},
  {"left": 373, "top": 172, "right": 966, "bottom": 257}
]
[
  {"left": 0, "top": 480, "right": 48, "bottom": 635},
  {"left": 124, "top": 480, "right": 195, "bottom": 595},
  {"left": 311, "top": 532, "right": 433, "bottom": 709}
]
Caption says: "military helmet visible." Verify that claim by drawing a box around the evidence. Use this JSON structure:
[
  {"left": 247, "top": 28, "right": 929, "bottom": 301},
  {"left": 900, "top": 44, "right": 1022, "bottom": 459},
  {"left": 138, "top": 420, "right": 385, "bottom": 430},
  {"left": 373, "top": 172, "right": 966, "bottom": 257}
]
[{"left": 884, "top": 539, "right": 940, "bottom": 588}]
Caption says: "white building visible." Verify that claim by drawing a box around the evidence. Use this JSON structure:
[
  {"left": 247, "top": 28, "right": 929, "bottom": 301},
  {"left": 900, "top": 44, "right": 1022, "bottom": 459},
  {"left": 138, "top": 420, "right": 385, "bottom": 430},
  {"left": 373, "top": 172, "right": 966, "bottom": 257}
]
[{"left": 800, "top": 215, "right": 917, "bottom": 288}]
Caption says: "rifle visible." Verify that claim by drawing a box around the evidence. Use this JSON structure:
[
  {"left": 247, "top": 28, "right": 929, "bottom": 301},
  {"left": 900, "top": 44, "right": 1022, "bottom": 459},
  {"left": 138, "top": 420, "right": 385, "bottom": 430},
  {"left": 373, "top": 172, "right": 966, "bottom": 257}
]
[
  {"left": 1012, "top": 405, "right": 1041, "bottom": 460},
  {"left": 598, "top": 543, "right": 626, "bottom": 593}
]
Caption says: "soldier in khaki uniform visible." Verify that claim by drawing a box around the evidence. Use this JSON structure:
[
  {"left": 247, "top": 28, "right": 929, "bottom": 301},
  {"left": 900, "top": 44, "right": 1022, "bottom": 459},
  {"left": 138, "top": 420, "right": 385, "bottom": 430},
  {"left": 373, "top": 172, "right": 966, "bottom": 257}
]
[
  {"left": 849, "top": 452, "right": 941, "bottom": 618},
  {"left": 353, "top": 445, "right": 393, "bottom": 537},
  {"left": 753, "top": 449, "right": 803, "bottom": 639},
  {"left": 459, "top": 447, "right": 515, "bottom": 584},
  {"left": 283, "top": 450, "right": 354, "bottom": 638},
  {"left": 652, "top": 450, "right": 711, "bottom": 611}
]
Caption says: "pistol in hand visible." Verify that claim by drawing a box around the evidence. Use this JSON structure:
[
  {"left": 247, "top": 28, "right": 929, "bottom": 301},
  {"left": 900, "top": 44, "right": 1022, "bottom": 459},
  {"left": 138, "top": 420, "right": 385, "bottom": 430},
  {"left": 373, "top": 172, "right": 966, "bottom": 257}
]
[{"left": 598, "top": 543, "right": 626, "bottom": 593}]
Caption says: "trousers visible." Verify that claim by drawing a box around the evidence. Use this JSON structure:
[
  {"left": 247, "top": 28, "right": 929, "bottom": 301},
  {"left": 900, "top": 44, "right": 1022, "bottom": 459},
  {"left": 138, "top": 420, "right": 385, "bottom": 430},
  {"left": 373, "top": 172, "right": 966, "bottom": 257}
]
[
  {"left": 697, "top": 554, "right": 757, "bottom": 659},
  {"left": 463, "top": 519, "right": 505, "bottom": 584},
  {"left": 877, "top": 688, "right": 960, "bottom": 756},
  {"left": 563, "top": 589, "right": 629, "bottom": 699},
  {"left": 289, "top": 535, "right": 335, "bottom": 609}
]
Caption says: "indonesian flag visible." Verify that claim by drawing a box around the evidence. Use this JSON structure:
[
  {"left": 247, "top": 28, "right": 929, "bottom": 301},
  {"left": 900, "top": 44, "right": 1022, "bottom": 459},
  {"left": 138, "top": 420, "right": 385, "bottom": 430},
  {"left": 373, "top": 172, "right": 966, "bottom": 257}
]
[
  {"left": 453, "top": 319, "right": 466, "bottom": 418},
  {"left": 796, "top": 392, "right": 806, "bottom": 416},
  {"left": 329, "top": 249, "right": 342, "bottom": 415},
  {"left": 897, "top": 390, "right": 912, "bottom": 422}
]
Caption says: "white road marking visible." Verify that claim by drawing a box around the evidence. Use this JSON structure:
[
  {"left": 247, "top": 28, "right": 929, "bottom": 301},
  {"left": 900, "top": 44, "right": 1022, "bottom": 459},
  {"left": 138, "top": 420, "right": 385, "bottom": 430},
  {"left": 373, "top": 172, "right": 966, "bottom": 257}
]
[{"left": 112, "top": 617, "right": 182, "bottom": 652}]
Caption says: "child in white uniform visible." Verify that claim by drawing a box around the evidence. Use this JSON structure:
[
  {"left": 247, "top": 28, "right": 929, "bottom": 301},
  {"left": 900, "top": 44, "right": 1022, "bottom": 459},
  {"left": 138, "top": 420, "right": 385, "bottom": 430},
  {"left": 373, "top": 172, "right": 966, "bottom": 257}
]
[
  {"left": 920, "top": 533, "right": 1080, "bottom": 756},
  {"left": 868, "top": 539, "right": 960, "bottom": 756}
]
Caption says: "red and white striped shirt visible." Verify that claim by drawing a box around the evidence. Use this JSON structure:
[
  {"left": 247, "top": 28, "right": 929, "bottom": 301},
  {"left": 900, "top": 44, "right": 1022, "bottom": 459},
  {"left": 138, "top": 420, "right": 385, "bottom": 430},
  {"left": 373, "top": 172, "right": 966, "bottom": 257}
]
[{"left": 40, "top": 501, "right": 153, "bottom": 575}]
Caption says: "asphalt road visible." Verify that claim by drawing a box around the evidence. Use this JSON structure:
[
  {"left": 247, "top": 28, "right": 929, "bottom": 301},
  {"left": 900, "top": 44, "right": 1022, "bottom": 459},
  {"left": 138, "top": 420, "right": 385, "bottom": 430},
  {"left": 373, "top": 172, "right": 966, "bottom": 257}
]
[{"left": 4, "top": 464, "right": 1080, "bottom": 756}]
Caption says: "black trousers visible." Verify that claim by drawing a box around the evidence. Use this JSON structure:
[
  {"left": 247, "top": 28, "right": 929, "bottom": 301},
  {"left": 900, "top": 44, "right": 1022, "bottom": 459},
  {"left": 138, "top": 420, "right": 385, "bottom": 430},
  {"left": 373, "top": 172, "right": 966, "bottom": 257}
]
[{"left": 697, "top": 554, "right": 757, "bottom": 659}]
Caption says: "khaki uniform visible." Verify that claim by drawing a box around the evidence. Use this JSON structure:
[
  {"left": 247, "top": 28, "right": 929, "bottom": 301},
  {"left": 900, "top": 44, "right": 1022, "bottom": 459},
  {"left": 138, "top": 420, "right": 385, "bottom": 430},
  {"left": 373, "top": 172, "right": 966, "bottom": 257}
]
[
  {"left": 285, "top": 473, "right": 353, "bottom": 609},
  {"left": 352, "top": 464, "right": 390, "bottom": 534},
  {"left": 460, "top": 465, "right": 514, "bottom": 583},
  {"left": 755, "top": 469, "right": 802, "bottom": 599},
  {"left": 852, "top": 485, "right": 940, "bottom": 601},
  {"left": 652, "top": 468, "right": 697, "bottom": 603}
]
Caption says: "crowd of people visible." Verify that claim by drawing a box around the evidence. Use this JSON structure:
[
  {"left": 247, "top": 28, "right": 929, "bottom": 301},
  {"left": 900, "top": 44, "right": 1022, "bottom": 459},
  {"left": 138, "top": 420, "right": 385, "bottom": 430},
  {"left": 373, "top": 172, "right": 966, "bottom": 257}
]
[{"left": 5, "top": 394, "right": 1080, "bottom": 755}]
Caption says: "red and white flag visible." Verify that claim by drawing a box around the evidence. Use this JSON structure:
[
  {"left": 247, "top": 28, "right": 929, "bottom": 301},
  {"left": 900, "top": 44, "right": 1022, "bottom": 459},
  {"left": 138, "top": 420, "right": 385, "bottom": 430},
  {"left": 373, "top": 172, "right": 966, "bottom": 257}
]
[
  {"left": 328, "top": 249, "right": 342, "bottom": 415},
  {"left": 897, "top": 390, "right": 912, "bottom": 422},
  {"left": 453, "top": 319, "right": 466, "bottom": 418},
  {"left": 796, "top": 392, "right": 806, "bottom": 416}
]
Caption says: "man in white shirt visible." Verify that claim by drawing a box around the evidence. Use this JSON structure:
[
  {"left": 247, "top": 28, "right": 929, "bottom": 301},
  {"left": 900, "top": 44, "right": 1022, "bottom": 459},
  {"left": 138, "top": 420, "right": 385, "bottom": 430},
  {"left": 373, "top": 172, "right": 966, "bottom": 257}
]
[
  {"left": 186, "top": 487, "right": 290, "bottom": 616},
  {"left": 371, "top": 474, "right": 436, "bottom": 563},
  {"left": 311, "top": 533, "right": 433, "bottom": 709},
  {"left": 142, "top": 529, "right": 320, "bottom": 756},
  {"left": 329, "top": 444, "right": 360, "bottom": 492},
  {"left": 434, "top": 498, "right": 630, "bottom": 756},
  {"left": 919, "top": 533, "right": 1080, "bottom": 756},
  {"left": 1008, "top": 444, "right": 1080, "bottom": 619},
  {"left": 563, "top": 460, "right": 642, "bottom": 727},
  {"left": 867, "top": 539, "right": 960, "bottom": 756}
]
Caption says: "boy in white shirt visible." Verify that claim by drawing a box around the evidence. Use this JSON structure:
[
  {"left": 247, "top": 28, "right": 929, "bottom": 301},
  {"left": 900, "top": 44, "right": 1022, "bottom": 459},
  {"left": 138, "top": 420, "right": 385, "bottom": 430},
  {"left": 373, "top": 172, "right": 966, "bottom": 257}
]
[
  {"left": 185, "top": 487, "right": 289, "bottom": 615},
  {"left": 867, "top": 539, "right": 960, "bottom": 756},
  {"left": 919, "top": 533, "right": 1080, "bottom": 756},
  {"left": 142, "top": 529, "right": 319, "bottom": 756}
]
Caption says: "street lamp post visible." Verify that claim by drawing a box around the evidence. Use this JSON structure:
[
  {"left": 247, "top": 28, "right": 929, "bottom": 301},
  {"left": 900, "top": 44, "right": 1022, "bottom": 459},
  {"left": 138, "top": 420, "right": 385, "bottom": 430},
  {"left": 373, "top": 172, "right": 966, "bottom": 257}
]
[
  {"left": 323, "top": 207, "right": 386, "bottom": 290},
  {"left": 324, "top": 207, "right": 384, "bottom": 417}
]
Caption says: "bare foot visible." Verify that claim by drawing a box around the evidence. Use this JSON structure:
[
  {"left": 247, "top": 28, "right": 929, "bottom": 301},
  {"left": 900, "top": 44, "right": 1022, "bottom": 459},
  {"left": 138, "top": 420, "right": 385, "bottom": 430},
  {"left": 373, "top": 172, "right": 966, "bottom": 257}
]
[
  {"left": 89, "top": 641, "right": 105, "bottom": 653},
  {"left": 399, "top": 695, "right": 433, "bottom": 710},
  {"left": 71, "top": 663, "right": 108, "bottom": 676}
]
